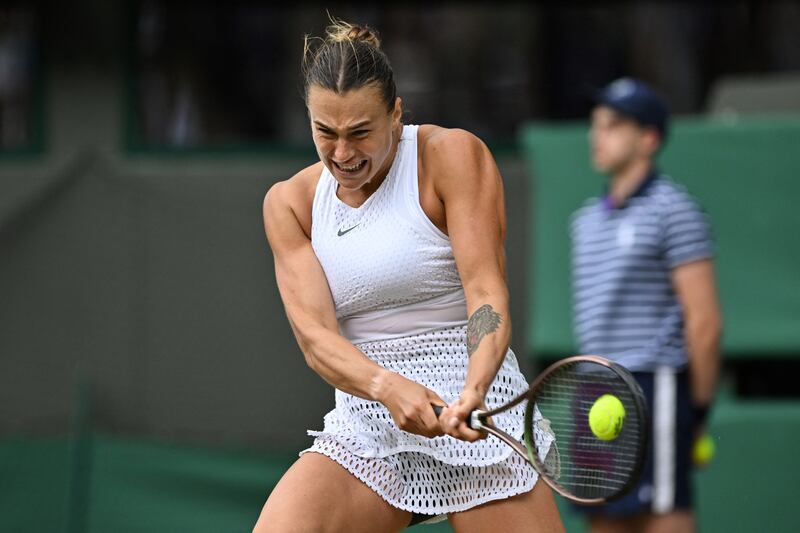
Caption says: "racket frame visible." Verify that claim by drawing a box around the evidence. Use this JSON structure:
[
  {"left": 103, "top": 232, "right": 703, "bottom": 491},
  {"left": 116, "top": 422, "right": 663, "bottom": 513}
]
[{"left": 472, "top": 355, "right": 649, "bottom": 505}]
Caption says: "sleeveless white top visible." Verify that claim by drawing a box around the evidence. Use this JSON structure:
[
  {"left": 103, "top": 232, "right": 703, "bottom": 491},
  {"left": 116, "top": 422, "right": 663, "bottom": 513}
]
[{"left": 311, "top": 124, "right": 467, "bottom": 344}]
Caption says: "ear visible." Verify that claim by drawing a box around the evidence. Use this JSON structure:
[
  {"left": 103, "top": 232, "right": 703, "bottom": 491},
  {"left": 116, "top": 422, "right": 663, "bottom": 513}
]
[
  {"left": 392, "top": 97, "right": 403, "bottom": 127},
  {"left": 642, "top": 127, "right": 661, "bottom": 156}
]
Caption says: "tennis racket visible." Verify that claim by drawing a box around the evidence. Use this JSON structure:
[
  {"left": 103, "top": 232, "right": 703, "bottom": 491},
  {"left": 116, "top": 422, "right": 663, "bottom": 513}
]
[{"left": 434, "top": 355, "right": 648, "bottom": 504}]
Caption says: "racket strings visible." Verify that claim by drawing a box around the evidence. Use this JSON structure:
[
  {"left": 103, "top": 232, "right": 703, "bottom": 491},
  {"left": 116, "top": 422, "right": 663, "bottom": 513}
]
[{"left": 529, "top": 363, "right": 645, "bottom": 500}]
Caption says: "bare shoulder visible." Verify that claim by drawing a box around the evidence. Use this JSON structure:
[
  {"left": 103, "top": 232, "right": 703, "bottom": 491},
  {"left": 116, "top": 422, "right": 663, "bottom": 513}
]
[
  {"left": 418, "top": 124, "right": 489, "bottom": 164},
  {"left": 263, "top": 161, "right": 324, "bottom": 210},
  {"left": 263, "top": 161, "right": 325, "bottom": 240},
  {"left": 417, "top": 125, "right": 498, "bottom": 192}
]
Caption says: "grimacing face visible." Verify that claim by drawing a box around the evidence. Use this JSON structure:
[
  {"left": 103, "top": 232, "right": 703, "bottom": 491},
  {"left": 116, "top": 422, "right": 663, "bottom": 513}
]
[
  {"left": 307, "top": 84, "right": 402, "bottom": 193},
  {"left": 590, "top": 105, "right": 656, "bottom": 174}
]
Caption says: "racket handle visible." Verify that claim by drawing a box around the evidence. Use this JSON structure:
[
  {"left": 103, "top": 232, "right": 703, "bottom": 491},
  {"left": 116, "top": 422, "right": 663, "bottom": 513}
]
[{"left": 431, "top": 405, "right": 483, "bottom": 430}]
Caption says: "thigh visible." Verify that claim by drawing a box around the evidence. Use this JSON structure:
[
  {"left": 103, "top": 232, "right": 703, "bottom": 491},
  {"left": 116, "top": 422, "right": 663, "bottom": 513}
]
[
  {"left": 589, "top": 515, "right": 643, "bottom": 533},
  {"left": 447, "top": 479, "right": 565, "bottom": 533},
  {"left": 253, "top": 452, "right": 411, "bottom": 533}
]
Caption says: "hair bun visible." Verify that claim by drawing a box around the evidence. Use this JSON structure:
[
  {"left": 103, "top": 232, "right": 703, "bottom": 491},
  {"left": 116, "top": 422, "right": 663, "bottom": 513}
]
[{"left": 326, "top": 20, "right": 381, "bottom": 48}]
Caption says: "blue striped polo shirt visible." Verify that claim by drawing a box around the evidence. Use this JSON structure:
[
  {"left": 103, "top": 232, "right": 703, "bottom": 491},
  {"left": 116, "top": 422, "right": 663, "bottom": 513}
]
[{"left": 569, "top": 171, "right": 714, "bottom": 371}]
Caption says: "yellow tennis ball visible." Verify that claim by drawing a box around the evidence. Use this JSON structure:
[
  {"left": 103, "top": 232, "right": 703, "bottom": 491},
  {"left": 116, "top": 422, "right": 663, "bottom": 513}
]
[
  {"left": 588, "top": 394, "right": 626, "bottom": 441},
  {"left": 693, "top": 434, "right": 716, "bottom": 466}
]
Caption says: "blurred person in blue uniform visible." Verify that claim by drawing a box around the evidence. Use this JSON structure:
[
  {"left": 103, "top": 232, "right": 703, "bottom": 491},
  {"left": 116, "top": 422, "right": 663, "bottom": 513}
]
[{"left": 569, "top": 77, "right": 722, "bottom": 533}]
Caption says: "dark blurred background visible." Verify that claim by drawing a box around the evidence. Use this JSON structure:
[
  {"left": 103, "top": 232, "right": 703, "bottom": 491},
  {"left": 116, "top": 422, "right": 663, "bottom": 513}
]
[
  {"left": 1, "top": 1, "right": 799, "bottom": 532},
  {"left": 133, "top": 2, "right": 800, "bottom": 147}
]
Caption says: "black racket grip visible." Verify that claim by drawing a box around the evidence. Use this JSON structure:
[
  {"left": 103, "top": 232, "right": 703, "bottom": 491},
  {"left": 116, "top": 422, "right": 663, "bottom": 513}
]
[{"left": 431, "top": 404, "right": 477, "bottom": 429}]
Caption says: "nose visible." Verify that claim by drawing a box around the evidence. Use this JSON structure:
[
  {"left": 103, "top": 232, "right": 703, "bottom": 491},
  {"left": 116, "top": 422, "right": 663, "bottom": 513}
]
[{"left": 333, "top": 139, "right": 354, "bottom": 162}]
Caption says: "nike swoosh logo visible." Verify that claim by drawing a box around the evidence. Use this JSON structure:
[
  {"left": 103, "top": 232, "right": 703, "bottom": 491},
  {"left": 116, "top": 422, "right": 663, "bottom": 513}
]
[{"left": 337, "top": 224, "right": 359, "bottom": 236}]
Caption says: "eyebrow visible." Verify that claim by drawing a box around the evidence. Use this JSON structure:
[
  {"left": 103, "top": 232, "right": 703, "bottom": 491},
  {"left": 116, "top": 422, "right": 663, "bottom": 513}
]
[{"left": 313, "top": 120, "right": 372, "bottom": 131}]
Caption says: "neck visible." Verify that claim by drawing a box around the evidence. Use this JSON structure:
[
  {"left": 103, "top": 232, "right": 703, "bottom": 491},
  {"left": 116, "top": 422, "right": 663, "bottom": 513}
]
[
  {"left": 368, "top": 124, "right": 403, "bottom": 188},
  {"left": 608, "top": 158, "right": 652, "bottom": 205}
]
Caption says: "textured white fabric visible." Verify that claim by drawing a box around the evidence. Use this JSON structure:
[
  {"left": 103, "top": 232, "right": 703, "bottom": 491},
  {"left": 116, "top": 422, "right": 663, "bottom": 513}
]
[
  {"left": 307, "top": 124, "right": 552, "bottom": 516},
  {"left": 304, "top": 435, "right": 535, "bottom": 518},
  {"left": 302, "top": 326, "right": 554, "bottom": 515},
  {"left": 311, "top": 125, "right": 463, "bottom": 325}
]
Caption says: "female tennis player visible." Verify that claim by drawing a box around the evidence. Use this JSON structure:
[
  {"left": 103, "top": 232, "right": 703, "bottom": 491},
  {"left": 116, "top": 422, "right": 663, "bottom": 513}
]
[{"left": 254, "top": 19, "right": 564, "bottom": 532}]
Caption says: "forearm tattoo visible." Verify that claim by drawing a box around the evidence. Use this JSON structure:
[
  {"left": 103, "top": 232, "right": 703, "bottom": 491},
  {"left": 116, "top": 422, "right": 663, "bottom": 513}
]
[{"left": 466, "top": 304, "right": 502, "bottom": 356}]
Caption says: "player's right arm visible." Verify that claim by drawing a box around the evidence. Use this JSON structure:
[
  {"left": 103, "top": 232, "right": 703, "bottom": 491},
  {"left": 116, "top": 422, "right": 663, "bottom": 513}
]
[{"left": 263, "top": 169, "right": 444, "bottom": 437}]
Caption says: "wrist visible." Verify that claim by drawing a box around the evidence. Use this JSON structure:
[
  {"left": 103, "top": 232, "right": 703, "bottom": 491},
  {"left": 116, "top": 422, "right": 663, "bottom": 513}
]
[
  {"left": 369, "top": 368, "right": 396, "bottom": 403},
  {"left": 461, "top": 384, "right": 487, "bottom": 403}
]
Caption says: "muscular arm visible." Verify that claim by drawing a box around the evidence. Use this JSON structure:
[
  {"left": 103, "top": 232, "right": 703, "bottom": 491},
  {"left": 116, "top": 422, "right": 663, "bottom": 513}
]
[
  {"left": 671, "top": 259, "right": 723, "bottom": 414},
  {"left": 263, "top": 176, "right": 445, "bottom": 436},
  {"left": 264, "top": 181, "right": 386, "bottom": 399},
  {"left": 423, "top": 129, "right": 512, "bottom": 440}
]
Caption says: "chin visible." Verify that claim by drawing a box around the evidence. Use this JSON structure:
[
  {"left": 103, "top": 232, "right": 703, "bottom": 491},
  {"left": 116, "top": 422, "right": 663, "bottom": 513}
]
[{"left": 337, "top": 174, "right": 372, "bottom": 190}]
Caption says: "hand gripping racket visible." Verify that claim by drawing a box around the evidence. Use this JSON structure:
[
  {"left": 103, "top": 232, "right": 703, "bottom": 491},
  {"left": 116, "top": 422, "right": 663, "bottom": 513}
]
[{"left": 434, "top": 355, "right": 649, "bottom": 504}]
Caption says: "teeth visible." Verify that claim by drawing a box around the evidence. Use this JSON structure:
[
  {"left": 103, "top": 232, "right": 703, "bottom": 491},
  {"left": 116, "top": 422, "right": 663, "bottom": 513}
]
[{"left": 338, "top": 161, "right": 365, "bottom": 172}]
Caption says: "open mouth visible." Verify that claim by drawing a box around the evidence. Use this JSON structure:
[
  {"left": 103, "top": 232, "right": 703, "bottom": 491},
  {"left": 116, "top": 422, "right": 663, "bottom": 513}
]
[{"left": 334, "top": 160, "right": 367, "bottom": 174}]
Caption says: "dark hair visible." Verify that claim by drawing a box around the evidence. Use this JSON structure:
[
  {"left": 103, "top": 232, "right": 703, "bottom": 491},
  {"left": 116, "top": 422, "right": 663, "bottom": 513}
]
[{"left": 302, "top": 19, "right": 397, "bottom": 112}]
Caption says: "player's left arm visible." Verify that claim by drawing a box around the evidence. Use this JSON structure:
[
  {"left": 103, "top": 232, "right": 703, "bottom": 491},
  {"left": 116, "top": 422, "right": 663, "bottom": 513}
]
[
  {"left": 671, "top": 258, "right": 723, "bottom": 431},
  {"left": 424, "top": 128, "right": 511, "bottom": 441}
]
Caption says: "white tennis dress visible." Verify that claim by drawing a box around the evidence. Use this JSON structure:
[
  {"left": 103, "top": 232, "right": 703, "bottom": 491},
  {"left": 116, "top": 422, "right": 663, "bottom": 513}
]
[{"left": 304, "top": 125, "right": 550, "bottom": 520}]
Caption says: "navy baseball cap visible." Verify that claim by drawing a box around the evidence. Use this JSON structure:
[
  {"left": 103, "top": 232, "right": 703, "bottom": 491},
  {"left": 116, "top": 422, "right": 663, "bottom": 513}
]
[{"left": 593, "top": 77, "right": 669, "bottom": 140}]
